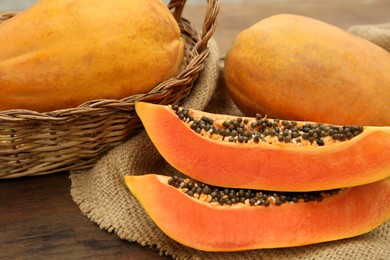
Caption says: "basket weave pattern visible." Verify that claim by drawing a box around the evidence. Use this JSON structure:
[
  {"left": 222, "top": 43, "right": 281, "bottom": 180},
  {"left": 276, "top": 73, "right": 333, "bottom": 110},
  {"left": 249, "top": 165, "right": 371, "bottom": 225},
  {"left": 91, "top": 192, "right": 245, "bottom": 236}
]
[{"left": 0, "top": 0, "right": 219, "bottom": 178}]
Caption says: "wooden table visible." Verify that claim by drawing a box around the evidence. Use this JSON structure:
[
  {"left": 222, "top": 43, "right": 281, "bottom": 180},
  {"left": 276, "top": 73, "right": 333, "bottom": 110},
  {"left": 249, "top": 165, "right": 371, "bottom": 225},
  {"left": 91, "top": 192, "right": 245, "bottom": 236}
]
[{"left": 1, "top": 1, "right": 389, "bottom": 259}]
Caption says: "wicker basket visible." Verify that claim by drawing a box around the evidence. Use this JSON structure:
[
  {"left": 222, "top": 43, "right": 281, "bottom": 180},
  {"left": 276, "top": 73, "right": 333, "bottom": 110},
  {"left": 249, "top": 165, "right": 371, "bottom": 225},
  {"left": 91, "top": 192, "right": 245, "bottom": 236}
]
[{"left": 0, "top": 0, "right": 220, "bottom": 178}]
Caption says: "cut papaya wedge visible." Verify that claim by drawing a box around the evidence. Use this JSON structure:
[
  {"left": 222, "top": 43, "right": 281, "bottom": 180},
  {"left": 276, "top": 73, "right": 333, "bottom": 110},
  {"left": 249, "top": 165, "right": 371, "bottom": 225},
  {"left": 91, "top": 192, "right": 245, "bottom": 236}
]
[
  {"left": 135, "top": 102, "right": 390, "bottom": 191},
  {"left": 124, "top": 174, "right": 390, "bottom": 252}
]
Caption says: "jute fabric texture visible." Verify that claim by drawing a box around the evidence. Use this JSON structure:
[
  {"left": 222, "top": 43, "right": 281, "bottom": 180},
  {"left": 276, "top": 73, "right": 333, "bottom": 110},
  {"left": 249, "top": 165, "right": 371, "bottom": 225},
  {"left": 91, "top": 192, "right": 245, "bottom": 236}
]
[
  {"left": 70, "top": 27, "right": 390, "bottom": 259},
  {"left": 349, "top": 22, "right": 390, "bottom": 52}
]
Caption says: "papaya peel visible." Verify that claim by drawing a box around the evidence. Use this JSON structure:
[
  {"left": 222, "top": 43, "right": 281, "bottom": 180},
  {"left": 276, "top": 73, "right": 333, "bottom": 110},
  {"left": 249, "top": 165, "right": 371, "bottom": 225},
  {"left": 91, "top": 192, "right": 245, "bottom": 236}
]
[
  {"left": 0, "top": 0, "right": 184, "bottom": 112},
  {"left": 224, "top": 14, "right": 390, "bottom": 126}
]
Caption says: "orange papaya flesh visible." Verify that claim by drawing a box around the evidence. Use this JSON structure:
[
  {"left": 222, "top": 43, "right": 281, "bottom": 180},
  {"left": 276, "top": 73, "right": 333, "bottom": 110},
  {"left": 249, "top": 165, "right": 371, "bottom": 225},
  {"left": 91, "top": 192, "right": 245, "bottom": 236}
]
[
  {"left": 124, "top": 174, "right": 390, "bottom": 252},
  {"left": 135, "top": 102, "right": 390, "bottom": 191}
]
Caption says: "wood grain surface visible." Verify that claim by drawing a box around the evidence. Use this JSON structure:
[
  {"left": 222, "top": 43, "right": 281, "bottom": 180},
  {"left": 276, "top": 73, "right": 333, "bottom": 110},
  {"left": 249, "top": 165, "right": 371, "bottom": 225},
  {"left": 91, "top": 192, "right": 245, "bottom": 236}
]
[{"left": 0, "top": 172, "right": 168, "bottom": 259}]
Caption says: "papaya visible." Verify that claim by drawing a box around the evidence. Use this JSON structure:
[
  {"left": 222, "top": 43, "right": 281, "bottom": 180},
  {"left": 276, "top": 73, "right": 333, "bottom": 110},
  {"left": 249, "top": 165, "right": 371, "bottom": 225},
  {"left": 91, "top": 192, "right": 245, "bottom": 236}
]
[
  {"left": 124, "top": 174, "right": 390, "bottom": 251},
  {"left": 135, "top": 102, "right": 390, "bottom": 191},
  {"left": 0, "top": 0, "right": 184, "bottom": 112},
  {"left": 224, "top": 14, "right": 390, "bottom": 126}
]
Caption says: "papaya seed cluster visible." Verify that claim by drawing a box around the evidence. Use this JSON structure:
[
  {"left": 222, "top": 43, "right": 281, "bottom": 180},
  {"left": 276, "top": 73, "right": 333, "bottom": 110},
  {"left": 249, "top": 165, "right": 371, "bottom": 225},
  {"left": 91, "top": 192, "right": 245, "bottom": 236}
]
[
  {"left": 168, "top": 175, "right": 341, "bottom": 207},
  {"left": 172, "top": 105, "right": 364, "bottom": 146}
]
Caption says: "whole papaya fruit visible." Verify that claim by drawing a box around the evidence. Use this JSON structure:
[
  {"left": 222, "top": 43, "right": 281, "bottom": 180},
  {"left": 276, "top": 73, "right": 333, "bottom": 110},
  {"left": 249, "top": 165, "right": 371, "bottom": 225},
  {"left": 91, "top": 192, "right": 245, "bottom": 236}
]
[
  {"left": 224, "top": 14, "right": 390, "bottom": 126},
  {"left": 0, "top": 0, "right": 184, "bottom": 112}
]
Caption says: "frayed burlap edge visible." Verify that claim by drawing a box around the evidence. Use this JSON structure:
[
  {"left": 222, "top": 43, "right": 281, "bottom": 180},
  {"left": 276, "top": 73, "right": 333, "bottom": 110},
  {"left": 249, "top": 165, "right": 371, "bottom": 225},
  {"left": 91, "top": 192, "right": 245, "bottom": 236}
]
[
  {"left": 70, "top": 32, "right": 390, "bottom": 259},
  {"left": 349, "top": 22, "right": 390, "bottom": 52}
]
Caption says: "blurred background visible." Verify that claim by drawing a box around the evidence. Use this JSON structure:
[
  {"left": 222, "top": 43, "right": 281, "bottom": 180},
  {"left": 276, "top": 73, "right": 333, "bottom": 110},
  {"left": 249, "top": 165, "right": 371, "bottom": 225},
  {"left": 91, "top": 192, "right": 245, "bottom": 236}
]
[
  {"left": 4, "top": 0, "right": 385, "bottom": 10},
  {"left": 1, "top": 0, "right": 389, "bottom": 56},
  {"left": 0, "top": 0, "right": 208, "bottom": 10},
  {"left": 0, "top": 0, "right": 36, "bottom": 10},
  {"left": 2, "top": 0, "right": 390, "bottom": 10}
]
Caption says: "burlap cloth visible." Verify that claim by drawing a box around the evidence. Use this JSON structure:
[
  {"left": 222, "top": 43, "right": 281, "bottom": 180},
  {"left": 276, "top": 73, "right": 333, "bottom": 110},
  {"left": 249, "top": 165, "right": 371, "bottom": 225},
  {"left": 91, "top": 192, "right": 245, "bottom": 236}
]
[
  {"left": 70, "top": 25, "right": 390, "bottom": 259},
  {"left": 349, "top": 23, "right": 390, "bottom": 52}
]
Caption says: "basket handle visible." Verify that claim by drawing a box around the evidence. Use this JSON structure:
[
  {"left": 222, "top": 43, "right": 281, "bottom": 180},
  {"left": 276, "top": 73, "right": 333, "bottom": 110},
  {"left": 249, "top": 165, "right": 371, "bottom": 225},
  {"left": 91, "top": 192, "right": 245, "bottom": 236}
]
[{"left": 168, "top": 0, "right": 220, "bottom": 54}]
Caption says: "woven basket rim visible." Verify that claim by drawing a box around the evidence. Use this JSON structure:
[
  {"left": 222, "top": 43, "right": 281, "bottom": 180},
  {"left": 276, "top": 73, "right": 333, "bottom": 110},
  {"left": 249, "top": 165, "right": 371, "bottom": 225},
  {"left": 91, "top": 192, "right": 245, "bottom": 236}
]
[{"left": 0, "top": 0, "right": 220, "bottom": 120}]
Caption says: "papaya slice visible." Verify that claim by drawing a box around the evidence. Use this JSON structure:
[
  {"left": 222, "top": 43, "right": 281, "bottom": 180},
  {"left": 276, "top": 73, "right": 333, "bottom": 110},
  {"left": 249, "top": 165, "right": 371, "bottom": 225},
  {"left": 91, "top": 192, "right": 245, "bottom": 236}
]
[
  {"left": 135, "top": 102, "right": 390, "bottom": 191},
  {"left": 124, "top": 174, "right": 390, "bottom": 252}
]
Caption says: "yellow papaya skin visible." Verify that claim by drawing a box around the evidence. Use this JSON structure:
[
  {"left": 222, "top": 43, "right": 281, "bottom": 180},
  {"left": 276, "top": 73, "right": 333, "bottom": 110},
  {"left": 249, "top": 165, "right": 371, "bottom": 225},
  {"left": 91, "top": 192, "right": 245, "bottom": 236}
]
[
  {"left": 135, "top": 102, "right": 390, "bottom": 191},
  {"left": 125, "top": 174, "right": 390, "bottom": 252},
  {"left": 0, "top": 0, "right": 184, "bottom": 112},
  {"left": 224, "top": 14, "right": 390, "bottom": 126}
]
